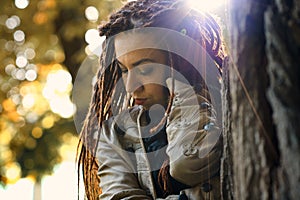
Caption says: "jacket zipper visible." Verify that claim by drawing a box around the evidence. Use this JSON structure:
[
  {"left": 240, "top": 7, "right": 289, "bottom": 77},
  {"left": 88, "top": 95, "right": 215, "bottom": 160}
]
[{"left": 136, "top": 105, "right": 157, "bottom": 199}]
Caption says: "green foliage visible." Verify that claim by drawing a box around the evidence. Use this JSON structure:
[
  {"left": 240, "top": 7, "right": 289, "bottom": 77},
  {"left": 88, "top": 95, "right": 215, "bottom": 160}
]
[{"left": 0, "top": 0, "right": 122, "bottom": 185}]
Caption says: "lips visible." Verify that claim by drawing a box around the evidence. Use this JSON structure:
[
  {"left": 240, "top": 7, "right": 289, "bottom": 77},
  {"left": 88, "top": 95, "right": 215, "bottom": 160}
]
[{"left": 134, "top": 98, "right": 147, "bottom": 105}]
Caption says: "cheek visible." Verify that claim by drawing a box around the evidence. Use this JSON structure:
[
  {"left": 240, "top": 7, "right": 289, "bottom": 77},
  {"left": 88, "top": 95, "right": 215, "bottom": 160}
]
[
  {"left": 145, "top": 75, "right": 165, "bottom": 85},
  {"left": 152, "top": 85, "right": 169, "bottom": 101},
  {"left": 150, "top": 67, "right": 168, "bottom": 84}
]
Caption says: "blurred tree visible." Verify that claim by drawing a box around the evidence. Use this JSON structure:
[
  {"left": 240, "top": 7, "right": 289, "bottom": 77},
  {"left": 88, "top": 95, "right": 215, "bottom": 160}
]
[{"left": 0, "top": 0, "right": 122, "bottom": 197}]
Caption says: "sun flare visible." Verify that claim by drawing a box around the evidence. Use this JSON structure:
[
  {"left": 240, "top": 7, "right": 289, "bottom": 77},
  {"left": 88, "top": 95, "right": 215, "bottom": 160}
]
[{"left": 187, "top": 0, "right": 226, "bottom": 12}]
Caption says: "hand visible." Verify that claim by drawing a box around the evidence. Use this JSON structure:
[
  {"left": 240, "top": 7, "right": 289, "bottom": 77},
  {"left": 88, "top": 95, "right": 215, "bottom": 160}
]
[
  {"left": 113, "top": 105, "right": 143, "bottom": 135},
  {"left": 165, "top": 77, "right": 211, "bottom": 128}
]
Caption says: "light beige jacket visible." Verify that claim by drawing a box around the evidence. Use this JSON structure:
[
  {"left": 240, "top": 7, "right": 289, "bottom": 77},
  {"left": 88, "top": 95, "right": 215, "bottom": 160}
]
[{"left": 97, "top": 79, "right": 222, "bottom": 200}]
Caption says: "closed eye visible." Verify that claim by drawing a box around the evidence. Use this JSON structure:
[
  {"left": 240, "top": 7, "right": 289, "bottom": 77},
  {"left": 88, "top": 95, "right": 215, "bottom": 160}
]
[{"left": 137, "top": 65, "right": 154, "bottom": 75}]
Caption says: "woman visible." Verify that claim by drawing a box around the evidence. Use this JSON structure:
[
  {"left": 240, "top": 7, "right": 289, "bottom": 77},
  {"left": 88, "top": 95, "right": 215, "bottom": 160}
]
[{"left": 78, "top": 0, "right": 226, "bottom": 199}]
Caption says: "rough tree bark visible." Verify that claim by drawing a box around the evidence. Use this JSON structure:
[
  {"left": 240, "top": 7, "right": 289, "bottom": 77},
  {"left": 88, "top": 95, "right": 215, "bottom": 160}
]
[{"left": 221, "top": 0, "right": 300, "bottom": 199}]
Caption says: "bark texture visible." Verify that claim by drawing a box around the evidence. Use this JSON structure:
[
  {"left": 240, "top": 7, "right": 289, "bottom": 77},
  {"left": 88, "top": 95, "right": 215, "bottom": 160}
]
[
  {"left": 264, "top": 0, "right": 300, "bottom": 199},
  {"left": 221, "top": 0, "right": 300, "bottom": 199},
  {"left": 220, "top": 57, "right": 234, "bottom": 200}
]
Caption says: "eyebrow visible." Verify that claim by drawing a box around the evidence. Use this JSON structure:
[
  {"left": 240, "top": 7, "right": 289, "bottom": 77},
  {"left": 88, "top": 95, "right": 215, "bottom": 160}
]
[
  {"left": 116, "top": 58, "right": 156, "bottom": 68},
  {"left": 132, "top": 58, "right": 156, "bottom": 67}
]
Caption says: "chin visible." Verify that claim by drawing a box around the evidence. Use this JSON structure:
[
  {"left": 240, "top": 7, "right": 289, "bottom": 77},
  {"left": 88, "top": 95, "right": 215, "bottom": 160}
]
[{"left": 148, "top": 103, "right": 167, "bottom": 111}]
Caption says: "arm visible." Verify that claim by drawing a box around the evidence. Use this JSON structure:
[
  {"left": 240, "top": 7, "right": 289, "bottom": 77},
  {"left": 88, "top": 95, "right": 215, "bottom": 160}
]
[
  {"left": 165, "top": 78, "right": 222, "bottom": 186},
  {"left": 98, "top": 110, "right": 191, "bottom": 200},
  {"left": 97, "top": 120, "right": 152, "bottom": 200}
]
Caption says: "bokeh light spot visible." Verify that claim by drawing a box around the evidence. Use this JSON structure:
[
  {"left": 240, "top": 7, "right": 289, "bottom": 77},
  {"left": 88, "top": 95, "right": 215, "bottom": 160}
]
[
  {"left": 22, "top": 94, "right": 35, "bottom": 109},
  {"left": 5, "top": 41, "right": 16, "bottom": 52},
  {"left": 25, "top": 69, "right": 37, "bottom": 81},
  {"left": 49, "top": 97, "right": 75, "bottom": 118},
  {"left": 85, "top": 29, "right": 100, "bottom": 44},
  {"left": 5, "top": 15, "right": 21, "bottom": 29},
  {"left": 11, "top": 94, "right": 21, "bottom": 105},
  {"left": 25, "top": 112, "right": 39, "bottom": 123},
  {"left": 85, "top": 6, "right": 99, "bottom": 22},
  {"left": 5, "top": 162, "right": 21, "bottom": 184},
  {"left": 15, "top": 69, "right": 26, "bottom": 80},
  {"left": 25, "top": 138, "right": 37, "bottom": 149},
  {"left": 15, "top": 0, "right": 29, "bottom": 9},
  {"left": 42, "top": 115, "right": 55, "bottom": 129},
  {"left": 5, "top": 64, "right": 16, "bottom": 75},
  {"left": 85, "top": 29, "right": 104, "bottom": 56},
  {"left": 32, "top": 127, "right": 43, "bottom": 139},
  {"left": 33, "top": 12, "right": 48, "bottom": 25},
  {"left": 0, "top": 129, "right": 13, "bottom": 145},
  {"left": 2, "top": 98, "right": 16, "bottom": 112},
  {"left": 16, "top": 55, "right": 28, "bottom": 68},
  {"left": 24, "top": 48, "right": 36, "bottom": 60},
  {"left": 14, "top": 30, "right": 25, "bottom": 42}
]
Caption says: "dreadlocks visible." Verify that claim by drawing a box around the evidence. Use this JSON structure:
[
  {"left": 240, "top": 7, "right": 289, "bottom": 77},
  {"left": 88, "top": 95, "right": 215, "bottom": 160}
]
[{"left": 77, "top": 0, "right": 225, "bottom": 199}]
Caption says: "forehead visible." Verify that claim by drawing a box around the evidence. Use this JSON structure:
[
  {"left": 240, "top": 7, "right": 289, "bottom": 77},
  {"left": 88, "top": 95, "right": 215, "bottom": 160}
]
[{"left": 114, "top": 31, "right": 164, "bottom": 58}]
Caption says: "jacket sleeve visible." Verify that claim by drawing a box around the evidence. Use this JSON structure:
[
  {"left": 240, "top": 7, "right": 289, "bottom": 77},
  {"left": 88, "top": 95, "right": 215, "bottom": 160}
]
[
  {"left": 97, "top": 120, "right": 152, "bottom": 200},
  {"left": 165, "top": 78, "right": 222, "bottom": 187}
]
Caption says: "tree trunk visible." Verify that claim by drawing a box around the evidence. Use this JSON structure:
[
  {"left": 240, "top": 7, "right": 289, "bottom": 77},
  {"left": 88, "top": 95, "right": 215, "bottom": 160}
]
[{"left": 221, "top": 0, "right": 300, "bottom": 199}]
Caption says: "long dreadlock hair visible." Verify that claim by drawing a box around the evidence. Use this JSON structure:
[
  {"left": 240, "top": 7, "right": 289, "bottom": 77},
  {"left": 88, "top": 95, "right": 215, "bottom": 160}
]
[{"left": 77, "top": 0, "right": 225, "bottom": 199}]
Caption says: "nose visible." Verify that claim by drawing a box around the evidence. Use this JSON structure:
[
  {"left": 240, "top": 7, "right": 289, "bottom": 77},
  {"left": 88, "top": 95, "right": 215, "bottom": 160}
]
[{"left": 124, "top": 70, "right": 143, "bottom": 94}]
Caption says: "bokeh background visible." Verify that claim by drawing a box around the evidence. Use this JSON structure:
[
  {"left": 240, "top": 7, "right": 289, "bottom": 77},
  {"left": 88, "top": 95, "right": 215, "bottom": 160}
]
[{"left": 0, "top": 0, "right": 225, "bottom": 199}]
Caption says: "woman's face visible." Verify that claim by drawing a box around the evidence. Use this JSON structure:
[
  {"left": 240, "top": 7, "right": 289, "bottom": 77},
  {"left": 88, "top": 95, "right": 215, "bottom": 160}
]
[{"left": 114, "top": 34, "right": 170, "bottom": 110}]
